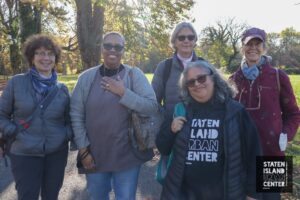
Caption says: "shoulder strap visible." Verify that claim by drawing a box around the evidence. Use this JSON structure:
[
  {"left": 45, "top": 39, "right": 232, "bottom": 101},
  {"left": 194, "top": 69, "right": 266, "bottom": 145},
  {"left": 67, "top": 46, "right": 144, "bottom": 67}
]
[
  {"left": 21, "top": 84, "right": 61, "bottom": 126},
  {"left": 128, "top": 68, "right": 134, "bottom": 91},
  {"left": 275, "top": 68, "right": 281, "bottom": 92},
  {"left": 162, "top": 58, "right": 173, "bottom": 103},
  {"left": 197, "top": 56, "right": 205, "bottom": 61},
  {"left": 174, "top": 102, "right": 186, "bottom": 117}
]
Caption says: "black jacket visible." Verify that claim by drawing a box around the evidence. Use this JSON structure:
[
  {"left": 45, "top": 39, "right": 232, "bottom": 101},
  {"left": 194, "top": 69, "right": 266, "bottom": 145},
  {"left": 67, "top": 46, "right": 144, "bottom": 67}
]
[{"left": 156, "top": 98, "right": 262, "bottom": 200}]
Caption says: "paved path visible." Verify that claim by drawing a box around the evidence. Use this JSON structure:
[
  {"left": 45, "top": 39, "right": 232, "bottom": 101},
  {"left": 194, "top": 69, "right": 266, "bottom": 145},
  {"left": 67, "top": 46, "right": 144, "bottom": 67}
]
[{"left": 0, "top": 151, "right": 162, "bottom": 200}]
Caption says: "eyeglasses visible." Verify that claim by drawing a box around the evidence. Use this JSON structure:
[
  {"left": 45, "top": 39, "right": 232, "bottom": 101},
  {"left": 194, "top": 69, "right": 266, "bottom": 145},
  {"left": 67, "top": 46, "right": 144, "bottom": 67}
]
[
  {"left": 34, "top": 51, "right": 55, "bottom": 58},
  {"left": 103, "top": 43, "right": 124, "bottom": 52},
  {"left": 177, "top": 35, "right": 195, "bottom": 41},
  {"left": 185, "top": 72, "right": 213, "bottom": 87}
]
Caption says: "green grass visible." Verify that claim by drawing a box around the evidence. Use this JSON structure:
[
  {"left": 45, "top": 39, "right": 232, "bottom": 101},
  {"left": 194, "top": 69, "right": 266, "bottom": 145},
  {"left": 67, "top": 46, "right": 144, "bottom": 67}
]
[
  {"left": 59, "top": 73, "right": 300, "bottom": 104},
  {"left": 58, "top": 75, "right": 78, "bottom": 91}
]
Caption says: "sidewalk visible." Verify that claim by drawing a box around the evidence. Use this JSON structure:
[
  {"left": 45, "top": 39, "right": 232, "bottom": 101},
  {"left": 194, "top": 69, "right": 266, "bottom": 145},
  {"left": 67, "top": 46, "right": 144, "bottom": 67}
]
[{"left": 0, "top": 151, "right": 162, "bottom": 200}]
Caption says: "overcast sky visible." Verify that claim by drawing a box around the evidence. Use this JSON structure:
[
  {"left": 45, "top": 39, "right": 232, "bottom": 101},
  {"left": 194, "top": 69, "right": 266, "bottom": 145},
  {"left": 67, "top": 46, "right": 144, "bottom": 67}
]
[{"left": 191, "top": 0, "right": 300, "bottom": 34}]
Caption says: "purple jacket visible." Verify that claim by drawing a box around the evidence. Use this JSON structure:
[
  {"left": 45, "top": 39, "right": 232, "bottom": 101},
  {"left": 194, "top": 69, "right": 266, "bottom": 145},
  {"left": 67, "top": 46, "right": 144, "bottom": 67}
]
[{"left": 230, "top": 63, "right": 300, "bottom": 156}]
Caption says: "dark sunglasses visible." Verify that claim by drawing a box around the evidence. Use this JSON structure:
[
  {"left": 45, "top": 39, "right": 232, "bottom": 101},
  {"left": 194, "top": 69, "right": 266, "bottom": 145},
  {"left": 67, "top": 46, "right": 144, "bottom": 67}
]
[
  {"left": 177, "top": 35, "right": 195, "bottom": 41},
  {"left": 103, "top": 43, "right": 124, "bottom": 52},
  {"left": 186, "top": 72, "right": 213, "bottom": 87}
]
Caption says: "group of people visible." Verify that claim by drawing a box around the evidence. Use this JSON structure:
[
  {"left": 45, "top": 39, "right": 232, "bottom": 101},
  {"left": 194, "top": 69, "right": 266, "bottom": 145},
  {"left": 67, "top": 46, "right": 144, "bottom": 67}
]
[{"left": 0, "top": 21, "right": 299, "bottom": 200}]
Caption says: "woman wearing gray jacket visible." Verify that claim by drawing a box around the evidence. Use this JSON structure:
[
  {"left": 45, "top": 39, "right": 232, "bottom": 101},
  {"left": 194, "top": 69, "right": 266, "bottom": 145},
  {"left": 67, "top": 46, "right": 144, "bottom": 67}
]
[
  {"left": 70, "top": 32, "right": 158, "bottom": 200},
  {"left": 0, "top": 34, "right": 72, "bottom": 200}
]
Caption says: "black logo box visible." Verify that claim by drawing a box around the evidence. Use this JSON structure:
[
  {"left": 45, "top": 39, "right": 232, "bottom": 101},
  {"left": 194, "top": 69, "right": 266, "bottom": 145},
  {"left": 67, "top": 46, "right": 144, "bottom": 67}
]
[{"left": 256, "top": 156, "right": 293, "bottom": 193}]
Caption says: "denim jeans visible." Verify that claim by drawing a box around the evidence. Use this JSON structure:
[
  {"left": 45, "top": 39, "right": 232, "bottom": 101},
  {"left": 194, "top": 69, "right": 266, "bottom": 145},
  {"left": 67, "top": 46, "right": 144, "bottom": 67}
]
[{"left": 86, "top": 165, "right": 141, "bottom": 200}]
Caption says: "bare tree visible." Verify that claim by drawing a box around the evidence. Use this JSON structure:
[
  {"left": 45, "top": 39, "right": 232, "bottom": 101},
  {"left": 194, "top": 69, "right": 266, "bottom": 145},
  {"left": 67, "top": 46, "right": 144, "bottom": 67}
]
[{"left": 199, "top": 18, "right": 247, "bottom": 71}]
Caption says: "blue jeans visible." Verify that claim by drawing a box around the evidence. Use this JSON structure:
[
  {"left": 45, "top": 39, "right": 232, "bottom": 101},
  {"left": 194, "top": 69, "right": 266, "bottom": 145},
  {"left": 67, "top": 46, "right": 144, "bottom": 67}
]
[{"left": 86, "top": 165, "right": 141, "bottom": 200}]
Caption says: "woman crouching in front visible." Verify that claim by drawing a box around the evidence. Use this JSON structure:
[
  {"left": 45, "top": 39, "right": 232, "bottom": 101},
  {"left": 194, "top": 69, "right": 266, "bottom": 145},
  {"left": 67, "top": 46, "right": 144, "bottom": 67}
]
[{"left": 156, "top": 60, "right": 262, "bottom": 200}]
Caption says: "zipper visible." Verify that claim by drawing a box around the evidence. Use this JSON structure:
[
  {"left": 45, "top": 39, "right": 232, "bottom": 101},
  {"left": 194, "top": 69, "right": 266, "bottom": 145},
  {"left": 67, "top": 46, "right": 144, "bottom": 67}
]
[{"left": 248, "top": 81, "right": 254, "bottom": 108}]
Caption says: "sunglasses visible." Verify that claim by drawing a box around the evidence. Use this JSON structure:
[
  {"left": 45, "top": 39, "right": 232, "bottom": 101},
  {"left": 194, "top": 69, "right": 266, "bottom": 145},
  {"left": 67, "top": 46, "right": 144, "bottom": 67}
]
[
  {"left": 186, "top": 72, "right": 213, "bottom": 87},
  {"left": 177, "top": 35, "right": 195, "bottom": 41},
  {"left": 103, "top": 43, "right": 124, "bottom": 52}
]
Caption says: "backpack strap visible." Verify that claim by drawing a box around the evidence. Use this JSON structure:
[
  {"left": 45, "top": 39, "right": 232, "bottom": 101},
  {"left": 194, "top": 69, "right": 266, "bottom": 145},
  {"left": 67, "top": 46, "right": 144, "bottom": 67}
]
[
  {"left": 162, "top": 58, "right": 173, "bottom": 104},
  {"left": 275, "top": 68, "right": 281, "bottom": 92}
]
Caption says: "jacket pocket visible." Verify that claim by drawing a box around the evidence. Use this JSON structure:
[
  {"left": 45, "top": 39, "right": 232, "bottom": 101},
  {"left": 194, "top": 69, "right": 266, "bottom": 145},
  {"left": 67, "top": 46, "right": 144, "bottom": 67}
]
[{"left": 12, "top": 129, "right": 43, "bottom": 154}]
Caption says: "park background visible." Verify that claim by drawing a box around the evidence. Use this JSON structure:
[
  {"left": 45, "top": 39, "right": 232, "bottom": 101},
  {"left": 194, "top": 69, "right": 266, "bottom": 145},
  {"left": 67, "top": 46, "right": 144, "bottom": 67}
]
[{"left": 0, "top": 0, "right": 300, "bottom": 199}]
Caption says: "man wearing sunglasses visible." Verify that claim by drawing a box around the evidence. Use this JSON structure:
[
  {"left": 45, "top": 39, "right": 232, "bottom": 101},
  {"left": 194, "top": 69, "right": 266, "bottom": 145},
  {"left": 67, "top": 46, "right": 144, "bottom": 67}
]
[{"left": 70, "top": 32, "right": 158, "bottom": 200}]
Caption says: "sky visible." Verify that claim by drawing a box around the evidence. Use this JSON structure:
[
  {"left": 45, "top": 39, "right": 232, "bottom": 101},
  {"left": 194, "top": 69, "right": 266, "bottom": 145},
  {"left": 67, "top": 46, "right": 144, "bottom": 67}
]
[{"left": 191, "top": 0, "right": 300, "bottom": 34}]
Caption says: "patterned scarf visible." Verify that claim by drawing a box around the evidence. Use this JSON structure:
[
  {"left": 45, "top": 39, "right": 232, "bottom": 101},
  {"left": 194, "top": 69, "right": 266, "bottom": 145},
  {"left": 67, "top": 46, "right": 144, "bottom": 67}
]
[
  {"left": 241, "top": 56, "right": 267, "bottom": 81},
  {"left": 29, "top": 67, "right": 57, "bottom": 98}
]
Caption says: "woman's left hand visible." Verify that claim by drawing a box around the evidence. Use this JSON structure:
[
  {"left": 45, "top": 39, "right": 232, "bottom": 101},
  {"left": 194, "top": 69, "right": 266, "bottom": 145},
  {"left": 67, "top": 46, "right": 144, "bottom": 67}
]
[{"left": 101, "top": 76, "right": 125, "bottom": 96}]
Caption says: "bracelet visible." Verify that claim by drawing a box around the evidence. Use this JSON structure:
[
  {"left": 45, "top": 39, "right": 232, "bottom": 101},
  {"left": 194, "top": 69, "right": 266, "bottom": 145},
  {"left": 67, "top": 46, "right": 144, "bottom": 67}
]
[{"left": 79, "top": 149, "right": 90, "bottom": 161}]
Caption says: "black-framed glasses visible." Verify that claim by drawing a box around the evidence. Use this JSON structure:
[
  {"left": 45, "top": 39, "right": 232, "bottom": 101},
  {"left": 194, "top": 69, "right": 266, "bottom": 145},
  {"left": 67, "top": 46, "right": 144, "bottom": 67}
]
[
  {"left": 185, "top": 72, "right": 213, "bottom": 87},
  {"left": 177, "top": 35, "right": 195, "bottom": 41},
  {"left": 103, "top": 43, "right": 124, "bottom": 52}
]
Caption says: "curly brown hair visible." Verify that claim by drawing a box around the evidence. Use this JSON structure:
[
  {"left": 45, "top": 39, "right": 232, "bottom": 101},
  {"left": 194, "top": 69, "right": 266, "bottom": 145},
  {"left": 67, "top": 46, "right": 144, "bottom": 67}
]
[{"left": 23, "top": 34, "right": 61, "bottom": 67}]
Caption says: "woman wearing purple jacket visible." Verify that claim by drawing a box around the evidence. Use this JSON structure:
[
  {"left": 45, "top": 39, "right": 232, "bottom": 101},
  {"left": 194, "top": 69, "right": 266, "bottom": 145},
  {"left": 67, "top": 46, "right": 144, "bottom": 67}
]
[{"left": 230, "top": 27, "right": 300, "bottom": 200}]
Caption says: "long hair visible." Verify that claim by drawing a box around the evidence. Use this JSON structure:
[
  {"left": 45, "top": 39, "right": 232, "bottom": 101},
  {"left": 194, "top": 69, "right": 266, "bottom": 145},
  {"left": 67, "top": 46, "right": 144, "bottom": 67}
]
[{"left": 179, "top": 60, "right": 237, "bottom": 104}]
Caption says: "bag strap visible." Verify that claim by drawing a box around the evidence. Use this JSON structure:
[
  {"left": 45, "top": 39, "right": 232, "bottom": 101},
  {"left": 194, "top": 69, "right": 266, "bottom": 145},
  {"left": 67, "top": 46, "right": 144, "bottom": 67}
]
[
  {"left": 20, "top": 83, "right": 62, "bottom": 126},
  {"left": 161, "top": 58, "right": 172, "bottom": 104},
  {"left": 128, "top": 68, "right": 134, "bottom": 91},
  {"left": 275, "top": 68, "right": 281, "bottom": 92}
]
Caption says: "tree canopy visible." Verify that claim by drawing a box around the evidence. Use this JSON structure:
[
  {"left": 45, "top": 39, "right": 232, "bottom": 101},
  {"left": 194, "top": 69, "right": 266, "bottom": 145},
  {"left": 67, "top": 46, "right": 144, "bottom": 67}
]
[{"left": 0, "top": 1, "right": 299, "bottom": 75}]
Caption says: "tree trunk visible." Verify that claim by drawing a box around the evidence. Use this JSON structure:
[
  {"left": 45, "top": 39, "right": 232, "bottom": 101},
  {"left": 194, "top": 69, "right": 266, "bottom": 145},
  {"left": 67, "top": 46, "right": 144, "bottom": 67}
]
[
  {"left": 19, "top": 2, "right": 42, "bottom": 72},
  {"left": 75, "top": 0, "right": 104, "bottom": 70},
  {"left": 19, "top": 2, "right": 42, "bottom": 43}
]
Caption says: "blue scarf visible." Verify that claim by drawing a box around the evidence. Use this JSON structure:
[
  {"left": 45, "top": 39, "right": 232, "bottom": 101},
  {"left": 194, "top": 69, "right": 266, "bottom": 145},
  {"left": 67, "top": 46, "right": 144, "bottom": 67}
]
[
  {"left": 241, "top": 56, "right": 267, "bottom": 81},
  {"left": 29, "top": 67, "right": 57, "bottom": 98}
]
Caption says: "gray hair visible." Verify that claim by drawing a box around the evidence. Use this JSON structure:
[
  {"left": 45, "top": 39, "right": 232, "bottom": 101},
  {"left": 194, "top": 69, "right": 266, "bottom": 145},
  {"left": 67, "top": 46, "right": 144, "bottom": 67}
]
[
  {"left": 103, "top": 32, "right": 125, "bottom": 46},
  {"left": 179, "top": 60, "right": 237, "bottom": 104},
  {"left": 170, "top": 21, "right": 198, "bottom": 49}
]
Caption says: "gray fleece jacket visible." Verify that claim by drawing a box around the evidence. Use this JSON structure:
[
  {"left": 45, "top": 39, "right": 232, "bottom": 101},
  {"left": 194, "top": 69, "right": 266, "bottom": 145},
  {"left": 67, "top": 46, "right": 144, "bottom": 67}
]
[{"left": 70, "top": 64, "right": 158, "bottom": 150}]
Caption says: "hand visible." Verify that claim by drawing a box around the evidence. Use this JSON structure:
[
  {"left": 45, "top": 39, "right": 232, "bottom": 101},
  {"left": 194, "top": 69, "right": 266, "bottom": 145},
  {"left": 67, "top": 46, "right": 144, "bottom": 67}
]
[
  {"left": 279, "top": 132, "right": 288, "bottom": 151},
  {"left": 171, "top": 116, "right": 187, "bottom": 133},
  {"left": 79, "top": 148, "right": 95, "bottom": 170},
  {"left": 101, "top": 76, "right": 125, "bottom": 96},
  {"left": 246, "top": 196, "right": 256, "bottom": 200}
]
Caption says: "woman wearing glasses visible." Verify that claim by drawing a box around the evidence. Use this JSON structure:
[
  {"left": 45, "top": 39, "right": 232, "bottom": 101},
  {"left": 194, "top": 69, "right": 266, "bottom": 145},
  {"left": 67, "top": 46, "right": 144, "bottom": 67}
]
[
  {"left": 156, "top": 60, "right": 261, "bottom": 200},
  {"left": 230, "top": 27, "right": 300, "bottom": 200},
  {"left": 0, "top": 34, "right": 72, "bottom": 200},
  {"left": 152, "top": 21, "right": 204, "bottom": 119},
  {"left": 70, "top": 32, "right": 158, "bottom": 200}
]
